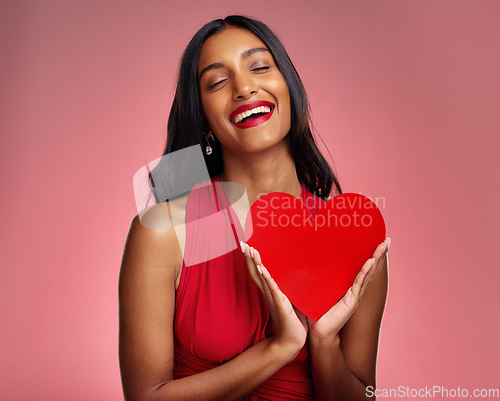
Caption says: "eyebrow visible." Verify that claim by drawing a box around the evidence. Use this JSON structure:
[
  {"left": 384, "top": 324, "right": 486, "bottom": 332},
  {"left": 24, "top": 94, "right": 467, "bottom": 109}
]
[{"left": 198, "top": 47, "right": 270, "bottom": 79}]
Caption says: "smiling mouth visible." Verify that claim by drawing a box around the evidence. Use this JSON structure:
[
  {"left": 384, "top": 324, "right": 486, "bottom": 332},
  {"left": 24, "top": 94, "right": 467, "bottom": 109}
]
[
  {"left": 230, "top": 101, "right": 275, "bottom": 129},
  {"left": 231, "top": 105, "right": 274, "bottom": 124}
]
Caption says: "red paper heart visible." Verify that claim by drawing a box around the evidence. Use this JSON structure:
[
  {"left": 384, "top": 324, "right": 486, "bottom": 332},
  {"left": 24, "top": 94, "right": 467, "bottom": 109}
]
[{"left": 245, "top": 192, "right": 386, "bottom": 321}]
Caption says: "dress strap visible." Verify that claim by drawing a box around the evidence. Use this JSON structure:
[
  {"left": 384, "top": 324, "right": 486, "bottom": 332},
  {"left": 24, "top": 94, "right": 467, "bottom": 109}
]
[
  {"left": 210, "top": 177, "right": 222, "bottom": 212},
  {"left": 211, "top": 176, "right": 242, "bottom": 245}
]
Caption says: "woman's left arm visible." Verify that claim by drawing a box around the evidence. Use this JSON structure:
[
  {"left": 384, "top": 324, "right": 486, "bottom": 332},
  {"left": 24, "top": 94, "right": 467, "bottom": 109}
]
[{"left": 308, "top": 239, "right": 390, "bottom": 400}]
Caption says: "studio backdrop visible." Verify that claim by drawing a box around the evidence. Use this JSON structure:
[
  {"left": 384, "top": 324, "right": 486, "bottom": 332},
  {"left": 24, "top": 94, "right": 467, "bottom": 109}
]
[{"left": 1, "top": 1, "right": 499, "bottom": 400}]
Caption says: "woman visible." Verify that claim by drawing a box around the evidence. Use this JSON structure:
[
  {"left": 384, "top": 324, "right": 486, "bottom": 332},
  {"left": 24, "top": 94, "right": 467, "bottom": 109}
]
[{"left": 119, "top": 15, "right": 389, "bottom": 401}]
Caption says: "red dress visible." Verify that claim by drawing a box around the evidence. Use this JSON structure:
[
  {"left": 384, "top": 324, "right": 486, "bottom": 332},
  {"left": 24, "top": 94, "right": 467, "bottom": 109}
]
[{"left": 173, "top": 177, "right": 324, "bottom": 400}]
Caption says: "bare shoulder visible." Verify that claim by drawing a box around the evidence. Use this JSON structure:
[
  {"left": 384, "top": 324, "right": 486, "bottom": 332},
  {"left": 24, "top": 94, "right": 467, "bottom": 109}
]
[
  {"left": 136, "top": 194, "right": 188, "bottom": 230},
  {"left": 121, "top": 197, "right": 189, "bottom": 285},
  {"left": 124, "top": 213, "right": 180, "bottom": 266}
]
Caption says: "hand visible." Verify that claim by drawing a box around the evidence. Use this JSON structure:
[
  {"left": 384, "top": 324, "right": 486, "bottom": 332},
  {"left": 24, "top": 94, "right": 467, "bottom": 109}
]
[
  {"left": 307, "top": 237, "right": 391, "bottom": 341},
  {"left": 241, "top": 241, "right": 308, "bottom": 360}
]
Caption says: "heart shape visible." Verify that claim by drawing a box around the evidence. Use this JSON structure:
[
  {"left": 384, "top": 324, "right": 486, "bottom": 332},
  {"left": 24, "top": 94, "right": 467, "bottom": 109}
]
[{"left": 245, "top": 192, "right": 386, "bottom": 321}]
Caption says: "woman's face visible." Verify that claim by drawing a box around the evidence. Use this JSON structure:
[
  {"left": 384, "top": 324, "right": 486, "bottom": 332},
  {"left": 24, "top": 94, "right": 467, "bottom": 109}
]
[{"left": 197, "top": 26, "right": 291, "bottom": 156}]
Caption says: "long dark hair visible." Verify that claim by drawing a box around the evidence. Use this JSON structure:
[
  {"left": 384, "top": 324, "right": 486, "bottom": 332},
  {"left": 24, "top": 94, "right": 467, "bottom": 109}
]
[{"left": 151, "top": 15, "right": 341, "bottom": 202}]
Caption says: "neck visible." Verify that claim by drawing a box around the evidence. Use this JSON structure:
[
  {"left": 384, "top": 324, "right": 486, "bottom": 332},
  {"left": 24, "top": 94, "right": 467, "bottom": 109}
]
[{"left": 219, "top": 139, "right": 301, "bottom": 205}]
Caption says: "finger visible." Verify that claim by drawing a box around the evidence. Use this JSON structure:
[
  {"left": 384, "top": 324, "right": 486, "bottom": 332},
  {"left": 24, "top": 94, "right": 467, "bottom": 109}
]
[
  {"left": 249, "top": 246, "right": 275, "bottom": 300},
  {"left": 247, "top": 245, "right": 272, "bottom": 302},
  {"left": 368, "top": 238, "right": 390, "bottom": 281},
  {"left": 340, "top": 243, "right": 387, "bottom": 312},
  {"left": 365, "top": 254, "right": 383, "bottom": 285},
  {"left": 372, "top": 239, "right": 389, "bottom": 261},
  {"left": 342, "top": 260, "right": 376, "bottom": 314},
  {"left": 372, "top": 252, "right": 387, "bottom": 278},
  {"left": 255, "top": 263, "right": 276, "bottom": 307},
  {"left": 260, "top": 264, "right": 292, "bottom": 313},
  {"left": 365, "top": 238, "right": 389, "bottom": 282},
  {"left": 252, "top": 247, "right": 263, "bottom": 267},
  {"left": 352, "top": 257, "right": 375, "bottom": 300},
  {"left": 241, "top": 241, "right": 264, "bottom": 293},
  {"left": 371, "top": 237, "right": 390, "bottom": 276},
  {"left": 359, "top": 252, "right": 388, "bottom": 300},
  {"left": 242, "top": 244, "right": 274, "bottom": 304}
]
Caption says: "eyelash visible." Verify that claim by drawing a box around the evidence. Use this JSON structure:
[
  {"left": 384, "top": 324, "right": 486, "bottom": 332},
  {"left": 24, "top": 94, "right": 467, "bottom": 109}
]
[
  {"left": 207, "top": 66, "right": 270, "bottom": 89},
  {"left": 208, "top": 80, "right": 225, "bottom": 89},
  {"left": 252, "top": 66, "right": 270, "bottom": 72}
]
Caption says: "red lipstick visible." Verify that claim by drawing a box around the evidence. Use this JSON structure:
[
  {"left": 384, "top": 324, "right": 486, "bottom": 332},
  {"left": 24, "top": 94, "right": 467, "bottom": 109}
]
[{"left": 230, "top": 100, "right": 275, "bottom": 129}]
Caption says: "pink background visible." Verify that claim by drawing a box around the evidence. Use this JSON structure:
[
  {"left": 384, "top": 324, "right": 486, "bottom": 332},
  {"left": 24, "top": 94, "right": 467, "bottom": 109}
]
[{"left": 1, "top": 1, "right": 499, "bottom": 399}]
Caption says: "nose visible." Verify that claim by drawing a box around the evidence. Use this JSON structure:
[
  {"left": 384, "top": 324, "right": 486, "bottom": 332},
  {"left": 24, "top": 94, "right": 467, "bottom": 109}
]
[{"left": 232, "top": 72, "right": 258, "bottom": 100}]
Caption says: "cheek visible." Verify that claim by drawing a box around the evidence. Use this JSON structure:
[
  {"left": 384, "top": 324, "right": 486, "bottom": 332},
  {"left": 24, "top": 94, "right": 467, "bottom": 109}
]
[
  {"left": 270, "top": 78, "right": 291, "bottom": 117},
  {"left": 276, "top": 82, "right": 291, "bottom": 127},
  {"left": 201, "top": 96, "right": 224, "bottom": 130}
]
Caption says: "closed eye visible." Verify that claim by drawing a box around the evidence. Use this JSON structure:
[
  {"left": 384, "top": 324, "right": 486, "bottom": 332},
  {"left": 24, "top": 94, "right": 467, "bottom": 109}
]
[
  {"left": 208, "top": 78, "right": 228, "bottom": 89},
  {"left": 252, "top": 66, "right": 270, "bottom": 72}
]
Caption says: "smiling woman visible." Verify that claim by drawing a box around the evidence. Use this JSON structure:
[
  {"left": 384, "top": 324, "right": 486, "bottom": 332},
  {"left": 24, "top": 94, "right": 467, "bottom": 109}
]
[
  {"left": 197, "top": 26, "right": 293, "bottom": 178},
  {"left": 119, "top": 15, "right": 389, "bottom": 401}
]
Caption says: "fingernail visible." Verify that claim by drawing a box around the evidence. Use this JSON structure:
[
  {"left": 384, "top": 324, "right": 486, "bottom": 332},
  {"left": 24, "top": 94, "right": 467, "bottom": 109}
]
[
  {"left": 250, "top": 247, "right": 254, "bottom": 259},
  {"left": 240, "top": 241, "right": 245, "bottom": 254},
  {"left": 256, "top": 264, "right": 262, "bottom": 274},
  {"left": 387, "top": 237, "right": 391, "bottom": 251},
  {"left": 370, "top": 258, "right": 376, "bottom": 267}
]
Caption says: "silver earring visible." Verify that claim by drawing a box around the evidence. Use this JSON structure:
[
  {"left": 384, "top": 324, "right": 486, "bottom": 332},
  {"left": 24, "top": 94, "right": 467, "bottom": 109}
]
[{"left": 205, "top": 131, "right": 214, "bottom": 155}]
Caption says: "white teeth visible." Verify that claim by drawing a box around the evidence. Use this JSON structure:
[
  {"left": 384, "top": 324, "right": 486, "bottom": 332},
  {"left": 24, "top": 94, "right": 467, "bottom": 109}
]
[{"left": 233, "top": 106, "right": 272, "bottom": 123}]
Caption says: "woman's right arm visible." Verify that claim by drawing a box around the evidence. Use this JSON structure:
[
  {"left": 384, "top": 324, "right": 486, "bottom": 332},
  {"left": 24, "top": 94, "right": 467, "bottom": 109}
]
[{"left": 119, "top": 215, "right": 305, "bottom": 401}]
